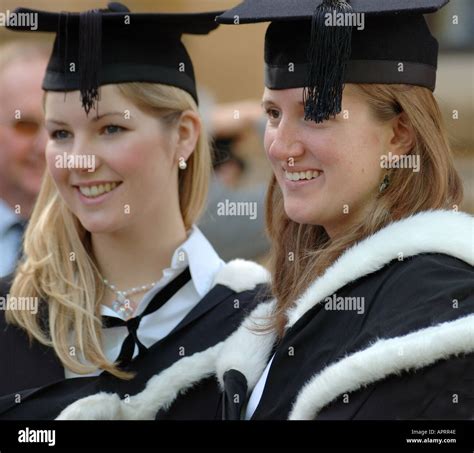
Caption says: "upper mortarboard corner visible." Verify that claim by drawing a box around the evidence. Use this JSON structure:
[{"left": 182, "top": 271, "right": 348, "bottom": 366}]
[
  {"left": 5, "top": 2, "right": 224, "bottom": 113},
  {"left": 7, "top": 5, "right": 223, "bottom": 35},
  {"left": 216, "top": 0, "right": 450, "bottom": 24}
]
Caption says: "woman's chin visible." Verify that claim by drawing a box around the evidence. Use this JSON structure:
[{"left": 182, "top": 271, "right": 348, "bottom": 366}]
[
  {"left": 77, "top": 217, "right": 122, "bottom": 235},
  {"left": 284, "top": 202, "right": 323, "bottom": 226}
]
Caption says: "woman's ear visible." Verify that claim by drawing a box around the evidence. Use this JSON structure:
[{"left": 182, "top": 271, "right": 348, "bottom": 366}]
[
  {"left": 388, "top": 112, "right": 416, "bottom": 156},
  {"left": 174, "top": 110, "right": 201, "bottom": 162}
]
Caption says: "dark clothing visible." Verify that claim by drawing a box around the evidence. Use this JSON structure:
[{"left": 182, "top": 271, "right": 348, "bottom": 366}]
[{"left": 0, "top": 274, "right": 267, "bottom": 420}]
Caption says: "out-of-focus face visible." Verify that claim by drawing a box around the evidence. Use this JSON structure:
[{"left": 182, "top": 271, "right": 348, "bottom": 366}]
[
  {"left": 0, "top": 58, "right": 48, "bottom": 200},
  {"left": 44, "top": 84, "right": 189, "bottom": 234},
  {"left": 262, "top": 85, "right": 395, "bottom": 237}
]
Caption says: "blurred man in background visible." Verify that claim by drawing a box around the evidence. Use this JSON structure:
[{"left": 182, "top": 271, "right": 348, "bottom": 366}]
[
  {"left": 199, "top": 96, "right": 270, "bottom": 262},
  {"left": 0, "top": 42, "right": 49, "bottom": 277}
]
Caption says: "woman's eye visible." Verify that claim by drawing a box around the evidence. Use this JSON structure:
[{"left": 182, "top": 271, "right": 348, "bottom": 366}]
[
  {"left": 266, "top": 108, "right": 281, "bottom": 121},
  {"left": 102, "top": 125, "right": 125, "bottom": 135},
  {"left": 50, "top": 130, "right": 71, "bottom": 140}
]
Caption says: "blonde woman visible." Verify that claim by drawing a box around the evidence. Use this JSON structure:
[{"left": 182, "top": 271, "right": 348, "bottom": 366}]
[
  {"left": 0, "top": 4, "right": 268, "bottom": 419},
  {"left": 58, "top": 0, "right": 474, "bottom": 421}
]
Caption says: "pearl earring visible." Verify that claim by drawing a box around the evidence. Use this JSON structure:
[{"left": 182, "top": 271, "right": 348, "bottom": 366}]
[{"left": 178, "top": 157, "right": 187, "bottom": 170}]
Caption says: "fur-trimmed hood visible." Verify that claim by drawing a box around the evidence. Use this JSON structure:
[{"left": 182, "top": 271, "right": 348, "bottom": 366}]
[
  {"left": 286, "top": 209, "right": 473, "bottom": 328},
  {"left": 212, "top": 258, "right": 270, "bottom": 293},
  {"left": 57, "top": 210, "right": 474, "bottom": 420}
]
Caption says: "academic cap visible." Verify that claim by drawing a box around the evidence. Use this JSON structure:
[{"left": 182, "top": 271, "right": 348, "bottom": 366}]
[
  {"left": 217, "top": 0, "right": 450, "bottom": 123},
  {"left": 7, "top": 2, "right": 223, "bottom": 113}
]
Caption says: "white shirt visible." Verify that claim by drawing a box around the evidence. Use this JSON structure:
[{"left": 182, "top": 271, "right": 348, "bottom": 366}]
[
  {"left": 65, "top": 226, "right": 224, "bottom": 378},
  {"left": 244, "top": 354, "right": 275, "bottom": 420},
  {"left": 0, "top": 199, "right": 24, "bottom": 278}
]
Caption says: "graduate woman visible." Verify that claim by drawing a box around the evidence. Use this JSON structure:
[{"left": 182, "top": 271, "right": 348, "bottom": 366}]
[
  {"left": 0, "top": 3, "right": 268, "bottom": 419},
  {"left": 214, "top": 0, "right": 474, "bottom": 420},
  {"left": 61, "top": 0, "right": 474, "bottom": 420}
]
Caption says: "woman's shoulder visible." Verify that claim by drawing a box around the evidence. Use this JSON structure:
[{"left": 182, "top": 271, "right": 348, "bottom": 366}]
[
  {"left": 375, "top": 253, "right": 473, "bottom": 303},
  {"left": 0, "top": 274, "right": 14, "bottom": 328},
  {"left": 386, "top": 252, "right": 472, "bottom": 276},
  {"left": 363, "top": 253, "right": 474, "bottom": 336},
  {"left": 0, "top": 273, "right": 14, "bottom": 298}
]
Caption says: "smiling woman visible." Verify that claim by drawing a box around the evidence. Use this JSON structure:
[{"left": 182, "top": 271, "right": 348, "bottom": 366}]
[
  {"left": 0, "top": 3, "right": 269, "bottom": 421},
  {"left": 118, "top": 0, "right": 473, "bottom": 423},
  {"left": 213, "top": 0, "right": 474, "bottom": 420}
]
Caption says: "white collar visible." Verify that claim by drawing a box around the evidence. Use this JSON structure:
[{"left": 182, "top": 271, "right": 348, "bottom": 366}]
[
  {"left": 101, "top": 225, "right": 224, "bottom": 318},
  {"left": 171, "top": 225, "right": 223, "bottom": 299}
]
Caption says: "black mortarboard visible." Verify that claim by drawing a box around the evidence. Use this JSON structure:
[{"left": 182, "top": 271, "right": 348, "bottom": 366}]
[
  {"left": 7, "top": 2, "right": 222, "bottom": 113},
  {"left": 217, "top": 0, "right": 449, "bottom": 123}
]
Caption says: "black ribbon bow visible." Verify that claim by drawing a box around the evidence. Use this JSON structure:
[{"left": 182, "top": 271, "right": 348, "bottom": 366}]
[{"left": 102, "top": 267, "right": 191, "bottom": 368}]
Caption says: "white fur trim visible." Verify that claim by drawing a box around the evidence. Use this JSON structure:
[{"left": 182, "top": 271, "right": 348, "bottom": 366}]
[
  {"left": 213, "top": 259, "right": 270, "bottom": 293},
  {"left": 56, "top": 300, "right": 276, "bottom": 420},
  {"left": 57, "top": 342, "right": 224, "bottom": 420},
  {"left": 287, "top": 210, "right": 474, "bottom": 328},
  {"left": 216, "top": 299, "right": 277, "bottom": 390},
  {"left": 57, "top": 393, "right": 128, "bottom": 420},
  {"left": 289, "top": 314, "right": 474, "bottom": 420}
]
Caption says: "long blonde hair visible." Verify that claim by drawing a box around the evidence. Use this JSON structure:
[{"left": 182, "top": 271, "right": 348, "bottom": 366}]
[
  {"left": 6, "top": 83, "right": 212, "bottom": 378},
  {"left": 266, "top": 84, "right": 463, "bottom": 337}
]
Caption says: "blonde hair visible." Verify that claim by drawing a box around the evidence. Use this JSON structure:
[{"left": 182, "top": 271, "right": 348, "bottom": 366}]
[
  {"left": 6, "top": 83, "right": 211, "bottom": 378},
  {"left": 266, "top": 84, "right": 463, "bottom": 337}
]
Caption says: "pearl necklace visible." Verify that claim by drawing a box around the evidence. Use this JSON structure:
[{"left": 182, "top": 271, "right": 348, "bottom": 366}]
[{"left": 102, "top": 277, "right": 160, "bottom": 318}]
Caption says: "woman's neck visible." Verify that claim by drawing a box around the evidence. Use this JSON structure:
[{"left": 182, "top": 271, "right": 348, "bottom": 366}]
[{"left": 91, "top": 214, "right": 188, "bottom": 296}]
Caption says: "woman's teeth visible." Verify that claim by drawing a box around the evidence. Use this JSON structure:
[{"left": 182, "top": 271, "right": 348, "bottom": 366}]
[
  {"left": 78, "top": 182, "right": 120, "bottom": 198},
  {"left": 285, "top": 170, "right": 321, "bottom": 181}
]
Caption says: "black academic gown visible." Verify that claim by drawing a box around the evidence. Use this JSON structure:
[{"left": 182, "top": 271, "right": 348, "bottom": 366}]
[
  {"left": 248, "top": 253, "right": 474, "bottom": 420},
  {"left": 133, "top": 210, "right": 473, "bottom": 421},
  {"left": 0, "top": 261, "right": 269, "bottom": 420},
  {"left": 229, "top": 212, "right": 474, "bottom": 420}
]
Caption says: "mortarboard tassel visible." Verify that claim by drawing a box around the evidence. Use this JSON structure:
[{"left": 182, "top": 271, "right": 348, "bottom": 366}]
[
  {"left": 79, "top": 9, "right": 103, "bottom": 115},
  {"left": 304, "top": 0, "right": 353, "bottom": 123}
]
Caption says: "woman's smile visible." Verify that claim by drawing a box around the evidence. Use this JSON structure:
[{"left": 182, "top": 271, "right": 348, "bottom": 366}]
[{"left": 73, "top": 180, "right": 123, "bottom": 206}]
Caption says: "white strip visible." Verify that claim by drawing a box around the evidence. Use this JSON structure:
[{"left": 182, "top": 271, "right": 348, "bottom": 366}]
[
  {"left": 57, "top": 342, "right": 224, "bottom": 420},
  {"left": 213, "top": 258, "right": 270, "bottom": 292},
  {"left": 289, "top": 314, "right": 474, "bottom": 420}
]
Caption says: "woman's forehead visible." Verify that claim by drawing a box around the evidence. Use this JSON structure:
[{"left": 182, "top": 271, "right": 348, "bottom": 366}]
[{"left": 44, "top": 85, "right": 129, "bottom": 116}]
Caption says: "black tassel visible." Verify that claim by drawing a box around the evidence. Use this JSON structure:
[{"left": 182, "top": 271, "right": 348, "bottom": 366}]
[
  {"left": 79, "top": 9, "right": 102, "bottom": 115},
  {"left": 303, "top": 0, "right": 353, "bottom": 123}
]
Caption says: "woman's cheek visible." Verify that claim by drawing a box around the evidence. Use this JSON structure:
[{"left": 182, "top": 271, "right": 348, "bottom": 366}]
[
  {"left": 45, "top": 146, "right": 67, "bottom": 186},
  {"left": 263, "top": 129, "right": 278, "bottom": 168},
  {"left": 111, "top": 139, "right": 155, "bottom": 175}
]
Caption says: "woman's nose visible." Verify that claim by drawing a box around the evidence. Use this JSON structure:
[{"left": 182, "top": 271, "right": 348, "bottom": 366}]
[
  {"left": 267, "top": 120, "right": 305, "bottom": 163},
  {"left": 69, "top": 138, "right": 100, "bottom": 174}
]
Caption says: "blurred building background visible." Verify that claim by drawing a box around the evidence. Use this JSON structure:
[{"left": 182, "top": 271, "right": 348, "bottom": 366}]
[{"left": 0, "top": 0, "right": 472, "bottom": 262}]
